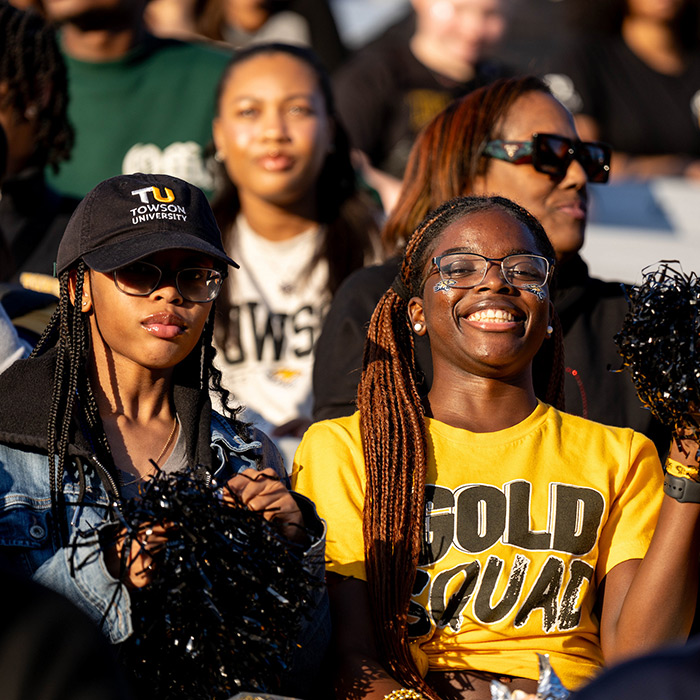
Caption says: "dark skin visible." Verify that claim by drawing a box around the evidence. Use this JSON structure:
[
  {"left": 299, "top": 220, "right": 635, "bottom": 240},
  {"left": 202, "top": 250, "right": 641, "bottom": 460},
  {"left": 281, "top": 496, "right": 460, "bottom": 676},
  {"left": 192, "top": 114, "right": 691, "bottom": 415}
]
[
  {"left": 330, "top": 209, "right": 700, "bottom": 699},
  {"left": 70, "top": 249, "right": 304, "bottom": 589}
]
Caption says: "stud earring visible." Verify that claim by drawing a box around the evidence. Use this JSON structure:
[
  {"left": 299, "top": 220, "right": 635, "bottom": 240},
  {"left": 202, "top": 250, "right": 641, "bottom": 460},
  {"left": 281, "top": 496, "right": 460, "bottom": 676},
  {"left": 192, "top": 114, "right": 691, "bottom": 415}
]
[
  {"left": 546, "top": 324, "right": 553, "bottom": 338},
  {"left": 413, "top": 323, "right": 422, "bottom": 332},
  {"left": 214, "top": 151, "right": 224, "bottom": 163}
]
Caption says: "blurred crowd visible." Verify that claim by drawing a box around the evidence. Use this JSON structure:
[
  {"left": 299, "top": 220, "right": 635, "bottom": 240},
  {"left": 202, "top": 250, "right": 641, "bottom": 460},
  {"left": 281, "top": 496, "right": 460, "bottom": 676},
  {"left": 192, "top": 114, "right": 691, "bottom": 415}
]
[{"left": 2, "top": 0, "right": 700, "bottom": 698}]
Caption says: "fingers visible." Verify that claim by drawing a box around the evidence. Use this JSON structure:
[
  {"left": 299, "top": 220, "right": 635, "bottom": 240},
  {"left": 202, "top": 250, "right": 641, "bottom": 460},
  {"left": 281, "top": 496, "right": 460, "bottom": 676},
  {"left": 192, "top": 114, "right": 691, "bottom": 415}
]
[
  {"left": 108, "top": 522, "right": 173, "bottom": 590},
  {"left": 223, "top": 468, "right": 306, "bottom": 542}
]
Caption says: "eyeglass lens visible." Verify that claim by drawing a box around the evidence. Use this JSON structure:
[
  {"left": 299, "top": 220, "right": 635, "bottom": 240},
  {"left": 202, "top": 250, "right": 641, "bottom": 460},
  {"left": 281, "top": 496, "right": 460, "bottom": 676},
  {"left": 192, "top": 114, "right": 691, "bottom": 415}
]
[
  {"left": 438, "top": 253, "right": 549, "bottom": 288},
  {"left": 535, "top": 134, "right": 610, "bottom": 183},
  {"left": 114, "top": 262, "right": 223, "bottom": 302}
]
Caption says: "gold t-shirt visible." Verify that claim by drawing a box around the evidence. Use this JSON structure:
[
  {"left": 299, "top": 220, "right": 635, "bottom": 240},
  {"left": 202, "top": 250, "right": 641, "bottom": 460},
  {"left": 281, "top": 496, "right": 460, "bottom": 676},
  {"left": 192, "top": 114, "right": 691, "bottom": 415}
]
[{"left": 293, "top": 402, "right": 663, "bottom": 689}]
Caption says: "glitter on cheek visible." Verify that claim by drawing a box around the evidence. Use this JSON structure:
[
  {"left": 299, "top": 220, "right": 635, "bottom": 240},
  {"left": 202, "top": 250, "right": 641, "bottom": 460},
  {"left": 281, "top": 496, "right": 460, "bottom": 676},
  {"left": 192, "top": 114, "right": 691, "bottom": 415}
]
[
  {"left": 434, "top": 279, "right": 458, "bottom": 293},
  {"left": 523, "top": 284, "right": 547, "bottom": 301}
]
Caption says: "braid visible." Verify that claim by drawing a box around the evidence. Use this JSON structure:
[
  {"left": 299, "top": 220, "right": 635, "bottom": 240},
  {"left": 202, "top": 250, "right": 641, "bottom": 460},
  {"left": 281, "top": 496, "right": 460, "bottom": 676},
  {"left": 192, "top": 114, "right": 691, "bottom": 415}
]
[
  {"left": 42, "top": 262, "right": 117, "bottom": 544},
  {"left": 547, "top": 313, "right": 566, "bottom": 409},
  {"left": 0, "top": 3, "right": 74, "bottom": 171},
  {"left": 201, "top": 307, "right": 242, "bottom": 423},
  {"left": 30, "top": 303, "right": 61, "bottom": 358},
  {"left": 358, "top": 196, "right": 563, "bottom": 696},
  {"left": 358, "top": 205, "right": 455, "bottom": 699},
  {"left": 46, "top": 267, "right": 81, "bottom": 544}
]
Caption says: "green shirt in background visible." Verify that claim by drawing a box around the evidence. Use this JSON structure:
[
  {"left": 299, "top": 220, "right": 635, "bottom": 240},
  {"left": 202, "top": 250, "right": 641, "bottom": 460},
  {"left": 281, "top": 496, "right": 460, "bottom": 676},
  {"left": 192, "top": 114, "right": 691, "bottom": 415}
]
[{"left": 48, "top": 35, "right": 232, "bottom": 199}]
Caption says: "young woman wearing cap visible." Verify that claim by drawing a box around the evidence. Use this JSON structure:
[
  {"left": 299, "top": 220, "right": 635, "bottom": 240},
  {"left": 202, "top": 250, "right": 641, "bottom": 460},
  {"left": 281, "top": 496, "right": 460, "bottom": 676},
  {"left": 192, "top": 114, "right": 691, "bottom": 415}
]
[
  {"left": 294, "top": 195, "right": 700, "bottom": 699},
  {"left": 211, "top": 42, "right": 380, "bottom": 462},
  {"left": 0, "top": 173, "right": 326, "bottom": 682}
]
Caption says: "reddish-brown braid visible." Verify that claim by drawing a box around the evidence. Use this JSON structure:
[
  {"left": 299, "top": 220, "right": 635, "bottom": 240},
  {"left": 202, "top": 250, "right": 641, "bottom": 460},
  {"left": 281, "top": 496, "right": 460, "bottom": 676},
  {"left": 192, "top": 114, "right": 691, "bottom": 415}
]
[{"left": 357, "top": 196, "right": 565, "bottom": 696}]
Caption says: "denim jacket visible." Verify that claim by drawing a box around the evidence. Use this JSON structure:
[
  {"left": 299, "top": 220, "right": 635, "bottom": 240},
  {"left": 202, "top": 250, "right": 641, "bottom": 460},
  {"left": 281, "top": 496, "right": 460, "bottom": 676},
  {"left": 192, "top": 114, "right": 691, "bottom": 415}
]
[{"left": 0, "top": 412, "right": 326, "bottom": 645}]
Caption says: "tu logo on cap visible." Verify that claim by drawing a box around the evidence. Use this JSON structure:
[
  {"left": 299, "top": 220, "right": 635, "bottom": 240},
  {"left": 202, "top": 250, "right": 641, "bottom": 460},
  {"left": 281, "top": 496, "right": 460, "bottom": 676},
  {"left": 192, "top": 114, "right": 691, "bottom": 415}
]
[{"left": 131, "top": 186, "right": 176, "bottom": 204}]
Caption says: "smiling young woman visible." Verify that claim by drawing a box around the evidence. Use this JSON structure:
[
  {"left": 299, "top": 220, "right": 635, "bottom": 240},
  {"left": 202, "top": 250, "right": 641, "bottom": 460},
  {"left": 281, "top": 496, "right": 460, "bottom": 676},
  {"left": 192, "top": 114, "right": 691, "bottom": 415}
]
[
  {"left": 0, "top": 172, "right": 327, "bottom": 695},
  {"left": 294, "top": 195, "right": 700, "bottom": 699}
]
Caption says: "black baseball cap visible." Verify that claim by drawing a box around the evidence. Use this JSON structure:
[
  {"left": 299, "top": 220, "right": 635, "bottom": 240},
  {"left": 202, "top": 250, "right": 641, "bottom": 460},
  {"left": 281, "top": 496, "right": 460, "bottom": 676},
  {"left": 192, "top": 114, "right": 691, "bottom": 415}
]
[{"left": 56, "top": 173, "right": 238, "bottom": 275}]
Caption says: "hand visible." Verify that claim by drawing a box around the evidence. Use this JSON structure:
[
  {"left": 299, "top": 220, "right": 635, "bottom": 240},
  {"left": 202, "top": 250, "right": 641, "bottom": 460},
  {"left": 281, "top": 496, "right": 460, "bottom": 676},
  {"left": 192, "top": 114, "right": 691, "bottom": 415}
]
[
  {"left": 223, "top": 468, "right": 306, "bottom": 544},
  {"left": 104, "top": 522, "right": 171, "bottom": 589}
]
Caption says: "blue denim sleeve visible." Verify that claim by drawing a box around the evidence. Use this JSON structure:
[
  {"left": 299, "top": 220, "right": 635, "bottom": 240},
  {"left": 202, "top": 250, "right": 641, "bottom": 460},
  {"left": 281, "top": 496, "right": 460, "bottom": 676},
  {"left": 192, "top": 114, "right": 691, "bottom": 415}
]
[{"left": 0, "top": 449, "right": 133, "bottom": 643}]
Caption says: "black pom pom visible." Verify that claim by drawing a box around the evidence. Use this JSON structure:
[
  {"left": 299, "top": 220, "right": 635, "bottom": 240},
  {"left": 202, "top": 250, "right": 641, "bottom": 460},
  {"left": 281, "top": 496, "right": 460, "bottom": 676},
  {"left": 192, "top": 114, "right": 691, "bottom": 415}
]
[
  {"left": 113, "top": 467, "right": 319, "bottom": 699},
  {"left": 614, "top": 261, "right": 700, "bottom": 457}
]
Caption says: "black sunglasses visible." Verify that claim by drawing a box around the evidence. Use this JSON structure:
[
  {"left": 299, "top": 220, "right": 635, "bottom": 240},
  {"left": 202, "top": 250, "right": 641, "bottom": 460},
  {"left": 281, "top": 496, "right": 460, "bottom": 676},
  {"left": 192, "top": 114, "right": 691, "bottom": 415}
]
[
  {"left": 112, "top": 261, "right": 227, "bottom": 303},
  {"left": 483, "top": 133, "right": 611, "bottom": 183}
]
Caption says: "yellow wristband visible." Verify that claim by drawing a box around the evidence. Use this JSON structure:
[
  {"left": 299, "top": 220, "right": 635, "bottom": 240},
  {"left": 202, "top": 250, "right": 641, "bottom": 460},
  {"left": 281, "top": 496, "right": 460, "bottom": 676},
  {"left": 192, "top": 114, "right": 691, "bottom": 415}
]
[
  {"left": 665, "top": 457, "right": 700, "bottom": 482},
  {"left": 383, "top": 690, "right": 426, "bottom": 700}
]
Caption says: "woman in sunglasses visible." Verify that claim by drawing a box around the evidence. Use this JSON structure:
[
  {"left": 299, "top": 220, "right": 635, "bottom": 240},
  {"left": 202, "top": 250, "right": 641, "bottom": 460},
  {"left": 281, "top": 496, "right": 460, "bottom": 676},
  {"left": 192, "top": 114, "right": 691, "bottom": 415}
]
[
  {"left": 313, "top": 75, "right": 667, "bottom": 455},
  {"left": 0, "top": 173, "right": 326, "bottom": 690},
  {"left": 295, "top": 195, "right": 700, "bottom": 698}
]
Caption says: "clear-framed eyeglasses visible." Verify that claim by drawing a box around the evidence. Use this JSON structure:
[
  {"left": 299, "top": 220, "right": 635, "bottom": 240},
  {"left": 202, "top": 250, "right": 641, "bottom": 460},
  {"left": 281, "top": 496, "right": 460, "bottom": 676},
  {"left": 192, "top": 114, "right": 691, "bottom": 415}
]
[
  {"left": 112, "top": 261, "right": 227, "bottom": 303},
  {"left": 428, "top": 252, "right": 553, "bottom": 291}
]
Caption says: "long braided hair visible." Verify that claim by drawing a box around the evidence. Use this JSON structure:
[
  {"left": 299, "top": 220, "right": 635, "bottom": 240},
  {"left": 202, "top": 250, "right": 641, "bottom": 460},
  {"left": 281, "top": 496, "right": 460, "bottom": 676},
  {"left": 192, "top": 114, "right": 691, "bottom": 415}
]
[
  {"left": 357, "top": 196, "right": 565, "bottom": 697},
  {"left": 30, "top": 262, "right": 237, "bottom": 546},
  {"left": 0, "top": 2, "right": 73, "bottom": 172}
]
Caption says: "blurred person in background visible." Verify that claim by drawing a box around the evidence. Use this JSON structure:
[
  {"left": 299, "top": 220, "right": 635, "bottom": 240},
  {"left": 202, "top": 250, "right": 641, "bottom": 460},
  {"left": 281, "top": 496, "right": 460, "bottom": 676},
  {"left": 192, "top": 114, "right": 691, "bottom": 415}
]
[
  {"left": 333, "top": 0, "right": 512, "bottom": 211},
  {"left": 192, "top": 0, "right": 346, "bottom": 72},
  {"left": 41, "top": 0, "right": 231, "bottom": 198},
  {"left": 548, "top": 0, "right": 700, "bottom": 180},
  {"left": 211, "top": 43, "right": 380, "bottom": 467},
  {"left": 0, "top": 2, "right": 77, "bottom": 283},
  {"left": 143, "top": 0, "right": 347, "bottom": 73}
]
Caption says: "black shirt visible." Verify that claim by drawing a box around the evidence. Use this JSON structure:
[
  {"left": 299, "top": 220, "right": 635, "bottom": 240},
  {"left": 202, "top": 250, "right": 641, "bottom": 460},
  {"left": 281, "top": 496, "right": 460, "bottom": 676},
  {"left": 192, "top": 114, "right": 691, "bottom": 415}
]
[
  {"left": 550, "top": 36, "right": 700, "bottom": 158},
  {"left": 333, "top": 40, "right": 511, "bottom": 178}
]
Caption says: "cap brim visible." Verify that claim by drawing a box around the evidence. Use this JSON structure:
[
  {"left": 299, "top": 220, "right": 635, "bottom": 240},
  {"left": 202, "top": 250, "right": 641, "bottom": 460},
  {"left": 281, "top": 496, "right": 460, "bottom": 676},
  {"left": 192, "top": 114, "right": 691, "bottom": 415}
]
[{"left": 81, "top": 232, "right": 239, "bottom": 272}]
